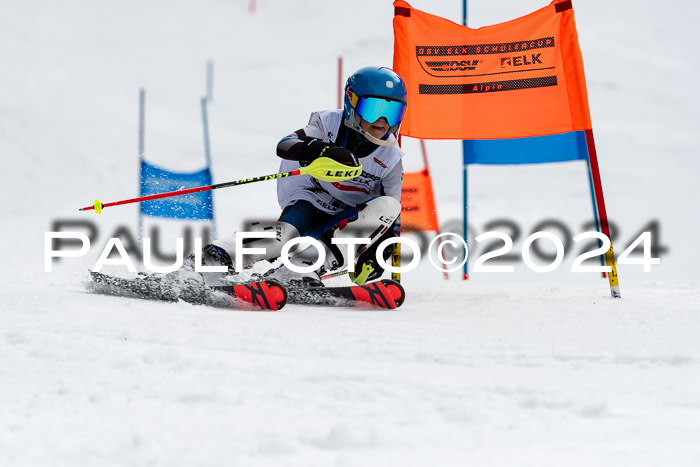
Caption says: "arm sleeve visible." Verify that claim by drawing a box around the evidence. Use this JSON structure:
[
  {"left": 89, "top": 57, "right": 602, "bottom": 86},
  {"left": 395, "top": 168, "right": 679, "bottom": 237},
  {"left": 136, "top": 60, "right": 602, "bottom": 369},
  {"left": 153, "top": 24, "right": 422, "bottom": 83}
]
[
  {"left": 276, "top": 129, "right": 313, "bottom": 161},
  {"left": 276, "top": 112, "right": 329, "bottom": 162}
]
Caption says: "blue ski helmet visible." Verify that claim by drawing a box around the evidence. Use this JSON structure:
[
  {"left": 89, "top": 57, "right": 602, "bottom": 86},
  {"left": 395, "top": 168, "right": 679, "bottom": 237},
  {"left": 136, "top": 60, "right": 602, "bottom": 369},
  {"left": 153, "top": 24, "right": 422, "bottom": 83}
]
[{"left": 343, "top": 66, "right": 407, "bottom": 140}]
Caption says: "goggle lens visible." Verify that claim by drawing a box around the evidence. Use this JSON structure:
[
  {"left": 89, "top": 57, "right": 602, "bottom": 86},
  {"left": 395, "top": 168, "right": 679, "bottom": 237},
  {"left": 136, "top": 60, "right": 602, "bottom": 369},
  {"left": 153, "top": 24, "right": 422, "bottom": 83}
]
[{"left": 355, "top": 96, "right": 406, "bottom": 127}]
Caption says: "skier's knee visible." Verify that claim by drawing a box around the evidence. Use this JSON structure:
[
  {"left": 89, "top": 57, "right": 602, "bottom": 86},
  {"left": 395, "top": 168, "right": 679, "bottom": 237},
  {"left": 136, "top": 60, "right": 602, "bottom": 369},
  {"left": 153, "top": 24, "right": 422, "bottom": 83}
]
[
  {"left": 328, "top": 196, "right": 400, "bottom": 271},
  {"left": 336, "top": 196, "right": 400, "bottom": 240},
  {"left": 361, "top": 196, "right": 401, "bottom": 221}
]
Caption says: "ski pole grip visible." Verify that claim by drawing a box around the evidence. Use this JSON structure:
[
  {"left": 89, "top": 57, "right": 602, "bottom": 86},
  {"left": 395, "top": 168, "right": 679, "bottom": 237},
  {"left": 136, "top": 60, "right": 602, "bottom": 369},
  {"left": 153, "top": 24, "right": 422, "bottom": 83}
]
[{"left": 301, "top": 157, "right": 362, "bottom": 182}]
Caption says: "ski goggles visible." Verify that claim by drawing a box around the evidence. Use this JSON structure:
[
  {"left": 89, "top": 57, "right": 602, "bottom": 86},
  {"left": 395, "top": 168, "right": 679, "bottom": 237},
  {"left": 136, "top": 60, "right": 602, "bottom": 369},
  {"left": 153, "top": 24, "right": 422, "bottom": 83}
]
[{"left": 349, "top": 93, "right": 406, "bottom": 127}]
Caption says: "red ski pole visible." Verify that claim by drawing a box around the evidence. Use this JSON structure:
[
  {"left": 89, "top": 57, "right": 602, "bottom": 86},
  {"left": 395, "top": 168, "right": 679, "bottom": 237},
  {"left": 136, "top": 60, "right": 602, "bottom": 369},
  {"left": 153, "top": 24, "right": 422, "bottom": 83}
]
[{"left": 79, "top": 157, "right": 362, "bottom": 214}]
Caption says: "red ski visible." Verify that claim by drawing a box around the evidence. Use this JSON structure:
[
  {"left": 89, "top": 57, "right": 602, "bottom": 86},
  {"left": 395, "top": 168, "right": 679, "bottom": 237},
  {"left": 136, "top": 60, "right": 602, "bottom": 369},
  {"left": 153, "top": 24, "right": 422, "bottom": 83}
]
[
  {"left": 285, "top": 279, "right": 406, "bottom": 309},
  {"left": 89, "top": 271, "right": 287, "bottom": 311}
]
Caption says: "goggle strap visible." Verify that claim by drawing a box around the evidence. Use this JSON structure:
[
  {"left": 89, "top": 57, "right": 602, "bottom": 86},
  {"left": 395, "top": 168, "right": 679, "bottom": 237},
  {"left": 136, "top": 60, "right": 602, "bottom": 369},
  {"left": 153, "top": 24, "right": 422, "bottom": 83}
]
[{"left": 357, "top": 127, "right": 399, "bottom": 147}]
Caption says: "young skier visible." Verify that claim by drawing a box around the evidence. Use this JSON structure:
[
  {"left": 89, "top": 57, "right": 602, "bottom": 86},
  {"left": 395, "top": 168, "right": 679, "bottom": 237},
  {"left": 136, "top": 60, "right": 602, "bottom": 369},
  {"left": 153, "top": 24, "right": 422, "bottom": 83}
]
[{"left": 199, "top": 66, "right": 407, "bottom": 287}]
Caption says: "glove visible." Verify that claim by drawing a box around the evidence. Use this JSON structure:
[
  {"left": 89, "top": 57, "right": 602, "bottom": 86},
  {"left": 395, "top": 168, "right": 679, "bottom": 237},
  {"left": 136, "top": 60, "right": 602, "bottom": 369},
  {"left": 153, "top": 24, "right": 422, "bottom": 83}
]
[{"left": 301, "top": 139, "right": 359, "bottom": 168}]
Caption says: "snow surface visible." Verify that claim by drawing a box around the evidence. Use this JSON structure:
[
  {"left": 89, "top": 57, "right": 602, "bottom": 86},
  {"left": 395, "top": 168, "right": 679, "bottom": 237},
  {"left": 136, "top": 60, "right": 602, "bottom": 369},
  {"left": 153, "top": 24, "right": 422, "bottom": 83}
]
[{"left": 1, "top": 0, "right": 699, "bottom": 465}]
